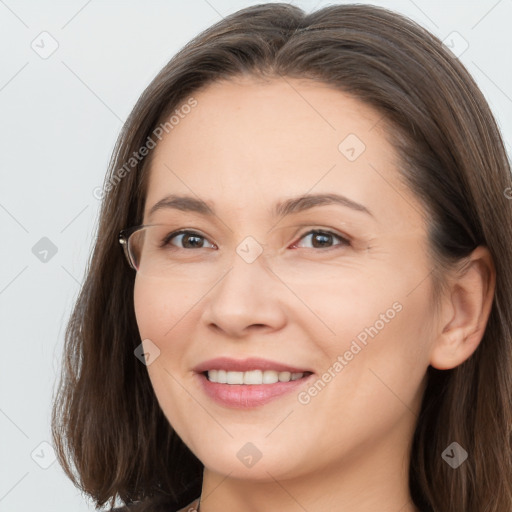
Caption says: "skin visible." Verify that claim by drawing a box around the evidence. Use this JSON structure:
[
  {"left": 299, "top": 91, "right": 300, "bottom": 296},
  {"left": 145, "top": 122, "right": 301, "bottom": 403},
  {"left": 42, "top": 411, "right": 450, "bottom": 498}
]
[{"left": 133, "top": 76, "right": 495, "bottom": 512}]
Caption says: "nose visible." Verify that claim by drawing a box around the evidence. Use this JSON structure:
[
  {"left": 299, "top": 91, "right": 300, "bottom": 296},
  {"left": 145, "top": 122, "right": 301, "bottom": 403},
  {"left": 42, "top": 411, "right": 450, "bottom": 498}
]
[{"left": 200, "top": 248, "right": 288, "bottom": 338}]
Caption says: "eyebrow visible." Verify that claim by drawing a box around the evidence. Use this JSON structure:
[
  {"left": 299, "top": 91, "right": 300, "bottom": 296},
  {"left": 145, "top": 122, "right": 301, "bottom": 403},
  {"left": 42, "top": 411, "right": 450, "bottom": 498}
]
[{"left": 148, "top": 193, "right": 373, "bottom": 220}]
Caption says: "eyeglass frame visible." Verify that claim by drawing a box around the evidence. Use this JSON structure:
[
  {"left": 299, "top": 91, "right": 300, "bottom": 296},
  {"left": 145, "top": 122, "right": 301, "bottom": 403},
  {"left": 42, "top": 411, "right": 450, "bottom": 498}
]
[
  {"left": 119, "top": 222, "right": 208, "bottom": 271},
  {"left": 118, "top": 224, "right": 149, "bottom": 271}
]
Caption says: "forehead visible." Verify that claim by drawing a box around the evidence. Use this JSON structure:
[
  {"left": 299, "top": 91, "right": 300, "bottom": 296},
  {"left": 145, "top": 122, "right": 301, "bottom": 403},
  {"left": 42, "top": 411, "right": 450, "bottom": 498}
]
[{"left": 143, "top": 76, "right": 423, "bottom": 230}]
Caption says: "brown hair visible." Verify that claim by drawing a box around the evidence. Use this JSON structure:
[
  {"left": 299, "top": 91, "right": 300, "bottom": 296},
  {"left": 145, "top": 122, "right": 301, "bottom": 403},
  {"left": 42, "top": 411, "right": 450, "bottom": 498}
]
[{"left": 51, "top": 3, "right": 512, "bottom": 511}]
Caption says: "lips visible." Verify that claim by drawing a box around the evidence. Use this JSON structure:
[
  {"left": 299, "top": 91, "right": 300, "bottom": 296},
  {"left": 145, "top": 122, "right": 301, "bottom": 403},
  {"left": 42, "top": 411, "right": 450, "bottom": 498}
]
[
  {"left": 193, "top": 356, "right": 313, "bottom": 374},
  {"left": 196, "top": 369, "right": 315, "bottom": 408}
]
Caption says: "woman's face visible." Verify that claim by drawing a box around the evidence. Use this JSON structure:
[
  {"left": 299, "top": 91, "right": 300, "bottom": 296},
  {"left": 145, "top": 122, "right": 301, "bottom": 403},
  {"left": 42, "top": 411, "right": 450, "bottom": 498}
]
[{"left": 134, "top": 76, "right": 436, "bottom": 482}]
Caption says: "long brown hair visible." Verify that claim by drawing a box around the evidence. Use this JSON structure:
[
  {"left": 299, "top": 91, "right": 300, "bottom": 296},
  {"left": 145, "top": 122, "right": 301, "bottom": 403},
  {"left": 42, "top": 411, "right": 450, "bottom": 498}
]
[{"left": 51, "top": 3, "right": 512, "bottom": 511}]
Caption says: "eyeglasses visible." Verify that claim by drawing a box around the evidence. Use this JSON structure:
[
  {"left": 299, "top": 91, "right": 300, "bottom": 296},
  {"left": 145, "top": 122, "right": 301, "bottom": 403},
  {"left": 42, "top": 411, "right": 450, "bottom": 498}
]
[
  {"left": 119, "top": 224, "right": 182, "bottom": 272},
  {"left": 118, "top": 222, "right": 349, "bottom": 281},
  {"left": 118, "top": 224, "right": 144, "bottom": 271},
  {"left": 118, "top": 223, "right": 221, "bottom": 278}
]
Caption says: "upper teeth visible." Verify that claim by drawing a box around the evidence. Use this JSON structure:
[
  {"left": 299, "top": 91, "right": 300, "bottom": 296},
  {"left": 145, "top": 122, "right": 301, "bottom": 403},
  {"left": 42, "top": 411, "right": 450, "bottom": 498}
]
[{"left": 207, "top": 369, "right": 306, "bottom": 384}]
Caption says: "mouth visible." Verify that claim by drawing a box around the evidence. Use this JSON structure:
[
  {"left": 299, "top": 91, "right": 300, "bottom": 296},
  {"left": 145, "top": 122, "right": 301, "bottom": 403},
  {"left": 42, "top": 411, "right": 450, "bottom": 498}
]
[
  {"left": 196, "top": 369, "right": 315, "bottom": 408},
  {"left": 201, "top": 369, "right": 314, "bottom": 385}
]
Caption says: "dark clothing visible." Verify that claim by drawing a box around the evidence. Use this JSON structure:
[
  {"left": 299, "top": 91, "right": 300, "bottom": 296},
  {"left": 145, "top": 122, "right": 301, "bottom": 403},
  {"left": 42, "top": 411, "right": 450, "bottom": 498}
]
[{"left": 108, "top": 491, "right": 199, "bottom": 512}]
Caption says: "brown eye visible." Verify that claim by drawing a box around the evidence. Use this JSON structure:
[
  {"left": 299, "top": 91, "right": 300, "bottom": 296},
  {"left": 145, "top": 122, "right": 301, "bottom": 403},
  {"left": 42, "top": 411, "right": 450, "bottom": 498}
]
[
  {"left": 163, "top": 230, "right": 216, "bottom": 249},
  {"left": 293, "top": 230, "right": 350, "bottom": 249}
]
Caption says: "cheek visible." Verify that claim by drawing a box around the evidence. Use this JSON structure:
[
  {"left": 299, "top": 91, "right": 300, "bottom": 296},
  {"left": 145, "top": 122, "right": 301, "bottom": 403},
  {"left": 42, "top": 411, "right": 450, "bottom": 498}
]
[
  {"left": 133, "top": 276, "right": 200, "bottom": 426},
  {"left": 341, "top": 281, "right": 434, "bottom": 406},
  {"left": 296, "top": 272, "right": 399, "bottom": 348},
  {"left": 134, "top": 277, "right": 182, "bottom": 375},
  {"left": 308, "top": 297, "right": 431, "bottom": 440},
  {"left": 133, "top": 276, "right": 165, "bottom": 338},
  {"left": 305, "top": 261, "right": 434, "bottom": 384},
  {"left": 133, "top": 275, "right": 208, "bottom": 375},
  {"left": 134, "top": 276, "right": 196, "bottom": 337}
]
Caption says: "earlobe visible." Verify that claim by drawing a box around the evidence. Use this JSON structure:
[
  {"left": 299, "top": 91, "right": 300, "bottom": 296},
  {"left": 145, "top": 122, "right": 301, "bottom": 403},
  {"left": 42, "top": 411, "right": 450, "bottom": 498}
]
[{"left": 429, "top": 246, "right": 496, "bottom": 370}]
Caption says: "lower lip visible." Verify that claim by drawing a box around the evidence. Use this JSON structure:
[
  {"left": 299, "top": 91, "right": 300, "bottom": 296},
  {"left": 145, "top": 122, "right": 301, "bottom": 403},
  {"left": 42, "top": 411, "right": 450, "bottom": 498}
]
[{"left": 196, "top": 372, "right": 314, "bottom": 408}]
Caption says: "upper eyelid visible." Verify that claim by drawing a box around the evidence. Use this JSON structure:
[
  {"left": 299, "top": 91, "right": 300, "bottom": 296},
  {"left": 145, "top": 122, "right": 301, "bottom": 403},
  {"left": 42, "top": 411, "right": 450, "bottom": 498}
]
[
  {"left": 167, "top": 228, "right": 350, "bottom": 247},
  {"left": 292, "top": 229, "right": 350, "bottom": 247},
  {"left": 169, "top": 230, "right": 216, "bottom": 247}
]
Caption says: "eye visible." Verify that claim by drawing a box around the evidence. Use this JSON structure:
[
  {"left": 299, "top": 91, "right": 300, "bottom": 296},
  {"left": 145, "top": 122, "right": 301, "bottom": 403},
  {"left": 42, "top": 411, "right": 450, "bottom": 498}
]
[
  {"left": 160, "top": 228, "right": 350, "bottom": 251},
  {"left": 291, "top": 229, "right": 350, "bottom": 250},
  {"left": 162, "top": 230, "right": 216, "bottom": 249}
]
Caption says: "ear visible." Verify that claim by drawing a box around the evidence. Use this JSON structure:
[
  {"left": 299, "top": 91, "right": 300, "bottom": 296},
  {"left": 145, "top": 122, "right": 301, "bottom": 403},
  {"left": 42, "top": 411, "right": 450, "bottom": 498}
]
[{"left": 430, "top": 246, "right": 496, "bottom": 370}]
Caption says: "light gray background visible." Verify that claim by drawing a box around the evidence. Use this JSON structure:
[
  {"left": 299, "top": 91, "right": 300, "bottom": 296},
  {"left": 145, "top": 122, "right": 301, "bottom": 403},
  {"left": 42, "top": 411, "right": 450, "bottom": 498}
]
[{"left": 0, "top": 1, "right": 510, "bottom": 511}]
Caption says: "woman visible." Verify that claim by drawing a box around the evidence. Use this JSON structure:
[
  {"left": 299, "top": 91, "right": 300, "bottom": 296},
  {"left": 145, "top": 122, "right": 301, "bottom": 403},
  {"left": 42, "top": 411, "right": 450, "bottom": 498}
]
[{"left": 51, "top": 3, "right": 512, "bottom": 512}]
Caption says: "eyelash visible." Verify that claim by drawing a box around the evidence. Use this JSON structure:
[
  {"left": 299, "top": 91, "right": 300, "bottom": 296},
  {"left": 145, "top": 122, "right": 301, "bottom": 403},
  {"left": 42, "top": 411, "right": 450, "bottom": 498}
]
[{"left": 161, "top": 229, "right": 350, "bottom": 251}]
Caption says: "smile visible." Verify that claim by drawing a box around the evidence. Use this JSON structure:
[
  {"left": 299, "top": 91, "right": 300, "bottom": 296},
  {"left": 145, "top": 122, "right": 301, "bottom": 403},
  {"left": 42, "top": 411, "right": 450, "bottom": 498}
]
[
  {"left": 205, "top": 369, "right": 312, "bottom": 384},
  {"left": 196, "top": 371, "right": 315, "bottom": 408}
]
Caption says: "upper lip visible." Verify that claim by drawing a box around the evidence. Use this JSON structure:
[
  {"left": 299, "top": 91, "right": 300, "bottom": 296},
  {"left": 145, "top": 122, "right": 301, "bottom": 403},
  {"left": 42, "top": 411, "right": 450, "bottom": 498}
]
[{"left": 193, "top": 357, "right": 313, "bottom": 374}]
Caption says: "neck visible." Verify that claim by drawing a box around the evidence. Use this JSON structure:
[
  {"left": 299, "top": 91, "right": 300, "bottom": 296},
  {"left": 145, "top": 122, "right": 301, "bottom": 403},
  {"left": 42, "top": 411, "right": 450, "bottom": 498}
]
[{"left": 195, "top": 434, "right": 419, "bottom": 512}]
